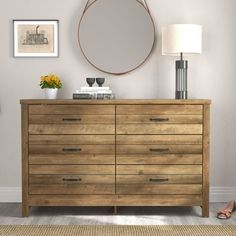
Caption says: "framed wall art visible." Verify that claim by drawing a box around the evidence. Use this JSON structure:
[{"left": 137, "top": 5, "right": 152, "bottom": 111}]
[{"left": 13, "top": 20, "right": 59, "bottom": 57}]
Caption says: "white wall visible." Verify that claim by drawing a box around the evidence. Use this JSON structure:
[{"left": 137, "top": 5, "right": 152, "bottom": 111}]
[{"left": 0, "top": 0, "right": 236, "bottom": 202}]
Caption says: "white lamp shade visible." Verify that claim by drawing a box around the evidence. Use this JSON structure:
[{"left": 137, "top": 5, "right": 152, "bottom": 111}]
[{"left": 162, "top": 24, "right": 202, "bottom": 55}]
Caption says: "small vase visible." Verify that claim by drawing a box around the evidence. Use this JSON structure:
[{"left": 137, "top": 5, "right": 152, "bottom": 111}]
[{"left": 44, "top": 88, "right": 58, "bottom": 99}]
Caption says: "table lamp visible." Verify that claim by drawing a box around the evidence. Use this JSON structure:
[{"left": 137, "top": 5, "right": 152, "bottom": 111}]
[{"left": 162, "top": 24, "right": 202, "bottom": 99}]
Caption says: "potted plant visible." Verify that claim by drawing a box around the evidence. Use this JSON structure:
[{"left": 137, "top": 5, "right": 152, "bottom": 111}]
[{"left": 40, "top": 73, "right": 62, "bottom": 99}]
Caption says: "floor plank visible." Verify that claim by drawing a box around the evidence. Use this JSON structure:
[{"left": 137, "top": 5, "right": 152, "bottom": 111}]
[{"left": 0, "top": 203, "right": 235, "bottom": 225}]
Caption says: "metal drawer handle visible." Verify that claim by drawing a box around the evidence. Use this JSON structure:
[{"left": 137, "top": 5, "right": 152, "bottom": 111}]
[
  {"left": 149, "top": 148, "right": 169, "bottom": 152},
  {"left": 149, "top": 118, "right": 169, "bottom": 122},
  {"left": 62, "top": 178, "right": 82, "bottom": 182},
  {"left": 149, "top": 178, "right": 169, "bottom": 183},
  {"left": 62, "top": 148, "right": 82, "bottom": 152},
  {"left": 62, "top": 118, "right": 82, "bottom": 121}
]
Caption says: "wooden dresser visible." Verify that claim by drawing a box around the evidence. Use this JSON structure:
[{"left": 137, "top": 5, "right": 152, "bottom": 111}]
[{"left": 20, "top": 99, "right": 210, "bottom": 217}]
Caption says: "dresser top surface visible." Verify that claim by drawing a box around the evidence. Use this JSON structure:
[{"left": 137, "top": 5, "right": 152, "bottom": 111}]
[{"left": 20, "top": 99, "right": 211, "bottom": 105}]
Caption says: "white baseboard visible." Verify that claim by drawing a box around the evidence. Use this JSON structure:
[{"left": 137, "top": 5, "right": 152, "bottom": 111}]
[
  {"left": 0, "top": 187, "right": 21, "bottom": 202},
  {"left": 0, "top": 187, "right": 236, "bottom": 203}
]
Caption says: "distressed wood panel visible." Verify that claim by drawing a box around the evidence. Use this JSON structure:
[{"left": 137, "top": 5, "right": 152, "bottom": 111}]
[
  {"left": 116, "top": 105, "right": 203, "bottom": 115},
  {"left": 29, "top": 165, "right": 115, "bottom": 175},
  {"left": 116, "top": 135, "right": 202, "bottom": 145},
  {"left": 116, "top": 124, "right": 202, "bottom": 135},
  {"left": 117, "top": 154, "right": 202, "bottom": 165},
  {"left": 29, "top": 124, "right": 115, "bottom": 135},
  {"left": 117, "top": 165, "right": 202, "bottom": 175}
]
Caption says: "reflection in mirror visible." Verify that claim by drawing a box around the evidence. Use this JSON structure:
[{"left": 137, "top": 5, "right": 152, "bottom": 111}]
[{"left": 78, "top": 0, "right": 155, "bottom": 75}]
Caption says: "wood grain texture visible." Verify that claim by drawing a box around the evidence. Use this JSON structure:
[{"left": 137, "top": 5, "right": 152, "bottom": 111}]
[
  {"left": 28, "top": 195, "right": 202, "bottom": 206},
  {"left": 116, "top": 145, "right": 202, "bottom": 154},
  {"left": 29, "top": 124, "right": 115, "bottom": 135},
  {"left": 202, "top": 104, "right": 210, "bottom": 217},
  {"left": 21, "top": 99, "right": 211, "bottom": 105},
  {"left": 116, "top": 184, "right": 202, "bottom": 195},
  {"left": 29, "top": 184, "right": 115, "bottom": 195},
  {"left": 116, "top": 175, "right": 202, "bottom": 184},
  {"left": 29, "top": 165, "right": 115, "bottom": 175},
  {"left": 29, "top": 154, "right": 115, "bottom": 165},
  {"left": 29, "top": 175, "right": 115, "bottom": 184},
  {"left": 29, "top": 145, "right": 115, "bottom": 155},
  {"left": 29, "top": 114, "right": 115, "bottom": 124},
  {"left": 116, "top": 115, "right": 203, "bottom": 124},
  {"left": 21, "top": 103, "right": 29, "bottom": 217},
  {"left": 29, "top": 135, "right": 115, "bottom": 145},
  {"left": 29, "top": 105, "right": 115, "bottom": 115},
  {"left": 116, "top": 124, "right": 202, "bottom": 135},
  {"left": 116, "top": 135, "right": 202, "bottom": 145},
  {"left": 116, "top": 105, "right": 203, "bottom": 115},
  {"left": 117, "top": 154, "right": 202, "bottom": 165},
  {"left": 116, "top": 165, "right": 202, "bottom": 175}
]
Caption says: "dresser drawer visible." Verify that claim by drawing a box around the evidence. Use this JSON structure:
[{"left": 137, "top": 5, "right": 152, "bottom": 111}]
[
  {"left": 29, "top": 184, "right": 115, "bottom": 195},
  {"left": 117, "top": 175, "right": 202, "bottom": 184},
  {"left": 29, "top": 165, "right": 115, "bottom": 175},
  {"left": 29, "top": 124, "right": 115, "bottom": 134},
  {"left": 116, "top": 184, "right": 202, "bottom": 195},
  {"left": 29, "top": 135, "right": 115, "bottom": 145},
  {"left": 116, "top": 115, "right": 202, "bottom": 124},
  {"left": 116, "top": 105, "right": 203, "bottom": 115},
  {"left": 29, "top": 105, "right": 115, "bottom": 115},
  {"left": 29, "top": 145, "right": 115, "bottom": 155},
  {"left": 116, "top": 135, "right": 202, "bottom": 145},
  {"left": 116, "top": 124, "right": 202, "bottom": 135},
  {"left": 29, "top": 115, "right": 114, "bottom": 124},
  {"left": 117, "top": 154, "right": 202, "bottom": 165},
  {"left": 29, "top": 154, "right": 115, "bottom": 165},
  {"left": 117, "top": 165, "right": 202, "bottom": 175},
  {"left": 116, "top": 145, "right": 202, "bottom": 154}
]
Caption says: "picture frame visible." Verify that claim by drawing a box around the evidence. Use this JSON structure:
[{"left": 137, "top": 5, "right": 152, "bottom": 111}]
[{"left": 13, "top": 20, "right": 59, "bottom": 57}]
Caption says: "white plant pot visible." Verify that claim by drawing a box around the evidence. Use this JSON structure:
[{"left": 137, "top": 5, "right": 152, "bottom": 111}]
[{"left": 44, "top": 88, "right": 58, "bottom": 99}]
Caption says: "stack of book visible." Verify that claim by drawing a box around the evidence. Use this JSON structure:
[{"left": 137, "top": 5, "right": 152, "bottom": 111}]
[{"left": 73, "top": 87, "right": 114, "bottom": 99}]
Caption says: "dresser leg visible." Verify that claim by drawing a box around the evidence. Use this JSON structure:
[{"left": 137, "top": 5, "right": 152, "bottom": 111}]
[
  {"left": 114, "top": 206, "right": 117, "bottom": 214},
  {"left": 202, "top": 205, "right": 209, "bottom": 217},
  {"left": 22, "top": 205, "right": 29, "bottom": 217}
]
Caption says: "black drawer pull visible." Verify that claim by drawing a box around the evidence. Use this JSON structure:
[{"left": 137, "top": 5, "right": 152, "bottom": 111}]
[
  {"left": 62, "top": 148, "right": 82, "bottom": 152},
  {"left": 62, "top": 178, "right": 82, "bottom": 182},
  {"left": 149, "top": 148, "right": 169, "bottom": 152},
  {"left": 62, "top": 118, "right": 82, "bottom": 121},
  {"left": 149, "top": 178, "right": 169, "bottom": 183},
  {"left": 149, "top": 118, "right": 169, "bottom": 122}
]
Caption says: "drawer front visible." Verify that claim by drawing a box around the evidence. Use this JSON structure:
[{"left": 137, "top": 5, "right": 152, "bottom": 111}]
[
  {"left": 29, "top": 124, "right": 115, "bottom": 135},
  {"left": 116, "top": 105, "right": 203, "bottom": 115},
  {"left": 29, "top": 154, "right": 115, "bottom": 165},
  {"left": 116, "top": 145, "right": 202, "bottom": 155},
  {"left": 29, "top": 165, "right": 115, "bottom": 175},
  {"left": 116, "top": 184, "right": 202, "bottom": 195},
  {"left": 116, "top": 135, "right": 202, "bottom": 145},
  {"left": 117, "top": 154, "right": 202, "bottom": 165},
  {"left": 116, "top": 115, "right": 202, "bottom": 124},
  {"left": 117, "top": 175, "right": 202, "bottom": 184},
  {"left": 116, "top": 124, "right": 202, "bottom": 135},
  {"left": 117, "top": 165, "right": 202, "bottom": 175},
  {"left": 29, "top": 135, "right": 115, "bottom": 145},
  {"left": 29, "top": 145, "right": 115, "bottom": 155},
  {"left": 29, "top": 184, "right": 115, "bottom": 195},
  {"left": 30, "top": 175, "right": 115, "bottom": 184},
  {"left": 29, "top": 105, "right": 115, "bottom": 115},
  {"left": 29, "top": 114, "right": 115, "bottom": 124}
]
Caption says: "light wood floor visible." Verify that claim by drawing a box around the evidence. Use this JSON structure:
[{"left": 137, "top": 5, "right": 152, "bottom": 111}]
[{"left": 0, "top": 203, "right": 235, "bottom": 225}]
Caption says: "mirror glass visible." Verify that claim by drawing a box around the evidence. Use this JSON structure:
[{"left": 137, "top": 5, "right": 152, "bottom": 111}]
[{"left": 78, "top": 0, "right": 155, "bottom": 74}]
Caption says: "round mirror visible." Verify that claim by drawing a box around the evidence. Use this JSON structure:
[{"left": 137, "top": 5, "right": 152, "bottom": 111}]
[{"left": 78, "top": 0, "right": 155, "bottom": 75}]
